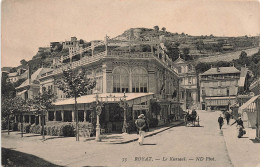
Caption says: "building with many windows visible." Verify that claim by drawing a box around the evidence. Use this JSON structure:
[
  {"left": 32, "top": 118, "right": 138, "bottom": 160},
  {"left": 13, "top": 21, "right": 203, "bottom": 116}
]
[
  {"left": 173, "top": 57, "right": 198, "bottom": 110},
  {"left": 38, "top": 36, "right": 181, "bottom": 132},
  {"left": 200, "top": 66, "right": 248, "bottom": 110}
]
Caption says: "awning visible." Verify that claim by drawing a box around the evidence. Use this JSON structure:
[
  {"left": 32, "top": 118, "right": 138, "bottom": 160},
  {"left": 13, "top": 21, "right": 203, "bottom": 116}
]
[
  {"left": 53, "top": 93, "right": 154, "bottom": 106},
  {"left": 238, "top": 95, "right": 260, "bottom": 114},
  {"left": 17, "top": 90, "right": 27, "bottom": 96}
]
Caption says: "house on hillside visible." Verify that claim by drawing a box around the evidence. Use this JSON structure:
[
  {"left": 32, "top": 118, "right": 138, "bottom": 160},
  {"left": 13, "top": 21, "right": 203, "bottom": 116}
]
[
  {"left": 62, "top": 37, "right": 84, "bottom": 56},
  {"left": 7, "top": 68, "right": 27, "bottom": 83},
  {"left": 199, "top": 66, "right": 249, "bottom": 111},
  {"left": 16, "top": 68, "right": 52, "bottom": 100}
]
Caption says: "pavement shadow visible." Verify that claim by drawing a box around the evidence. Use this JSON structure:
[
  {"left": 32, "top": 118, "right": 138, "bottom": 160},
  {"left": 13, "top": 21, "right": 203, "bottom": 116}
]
[
  {"left": 101, "top": 135, "right": 123, "bottom": 140},
  {"left": 44, "top": 136, "right": 66, "bottom": 141},
  {"left": 2, "top": 147, "right": 63, "bottom": 167},
  {"left": 142, "top": 143, "right": 157, "bottom": 145},
  {"left": 250, "top": 139, "right": 260, "bottom": 143},
  {"left": 25, "top": 134, "right": 42, "bottom": 138}
]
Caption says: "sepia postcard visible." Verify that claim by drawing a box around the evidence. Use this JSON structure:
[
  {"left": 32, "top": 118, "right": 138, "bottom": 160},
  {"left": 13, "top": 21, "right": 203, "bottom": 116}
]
[{"left": 1, "top": 0, "right": 260, "bottom": 166}]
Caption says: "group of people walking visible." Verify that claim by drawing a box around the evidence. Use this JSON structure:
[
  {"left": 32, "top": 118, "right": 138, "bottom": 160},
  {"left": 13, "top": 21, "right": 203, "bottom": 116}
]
[{"left": 218, "top": 110, "right": 244, "bottom": 130}]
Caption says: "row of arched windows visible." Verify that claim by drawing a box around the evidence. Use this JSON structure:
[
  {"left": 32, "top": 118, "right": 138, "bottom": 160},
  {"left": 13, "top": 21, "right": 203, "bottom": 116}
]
[{"left": 112, "top": 67, "right": 148, "bottom": 93}]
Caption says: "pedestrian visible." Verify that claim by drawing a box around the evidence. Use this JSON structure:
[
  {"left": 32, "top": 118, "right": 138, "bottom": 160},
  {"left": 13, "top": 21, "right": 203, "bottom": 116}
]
[
  {"left": 231, "top": 117, "right": 244, "bottom": 128},
  {"left": 135, "top": 114, "right": 146, "bottom": 145},
  {"left": 224, "top": 111, "right": 231, "bottom": 125},
  {"left": 218, "top": 114, "right": 224, "bottom": 130}
]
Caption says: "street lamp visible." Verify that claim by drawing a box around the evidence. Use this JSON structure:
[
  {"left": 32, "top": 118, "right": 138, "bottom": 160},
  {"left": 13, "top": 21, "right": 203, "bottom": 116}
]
[
  {"left": 119, "top": 92, "right": 128, "bottom": 134},
  {"left": 94, "top": 91, "right": 102, "bottom": 142}
]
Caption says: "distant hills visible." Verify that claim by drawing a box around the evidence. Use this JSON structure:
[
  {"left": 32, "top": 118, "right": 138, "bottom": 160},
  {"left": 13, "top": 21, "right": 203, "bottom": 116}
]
[{"left": 3, "top": 27, "right": 260, "bottom": 74}]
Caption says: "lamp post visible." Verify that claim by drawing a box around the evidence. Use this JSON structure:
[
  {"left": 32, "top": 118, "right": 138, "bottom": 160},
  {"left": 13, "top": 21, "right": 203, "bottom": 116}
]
[
  {"left": 120, "top": 92, "right": 128, "bottom": 134},
  {"left": 94, "top": 92, "right": 102, "bottom": 142}
]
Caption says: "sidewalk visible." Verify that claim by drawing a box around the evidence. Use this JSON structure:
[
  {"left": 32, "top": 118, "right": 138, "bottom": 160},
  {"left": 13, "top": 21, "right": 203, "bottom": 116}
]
[
  {"left": 2, "top": 120, "right": 184, "bottom": 145},
  {"left": 87, "top": 120, "right": 184, "bottom": 144},
  {"left": 222, "top": 120, "right": 260, "bottom": 167}
]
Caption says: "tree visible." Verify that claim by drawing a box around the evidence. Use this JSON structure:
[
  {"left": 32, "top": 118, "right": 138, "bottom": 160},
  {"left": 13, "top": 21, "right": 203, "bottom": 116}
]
[
  {"left": 20, "top": 59, "right": 28, "bottom": 66},
  {"left": 162, "top": 27, "right": 166, "bottom": 32},
  {"left": 31, "top": 89, "right": 55, "bottom": 140},
  {"left": 164, "top": 41, "right": 180, "bottom": 61},
  {"left": 237, "top": 51, "right": 250, "bottom": 65},
  {"left": 154, "top": 26, "right": 159, "bottom": 32},
  {"left": 182, "top": 47, "right": 193, "bottom": 61},
  {"left": 195, "top": 62, "right": 211, "bottom": 74},
  {"left": 1, "top": 97, "right": 15, "bottom": 135},
  {"left": 57, "top": 67, "right": 96, "bottom": 141},
  {"left": 1, "top": 72, "right": 16, "bottom": 98}
]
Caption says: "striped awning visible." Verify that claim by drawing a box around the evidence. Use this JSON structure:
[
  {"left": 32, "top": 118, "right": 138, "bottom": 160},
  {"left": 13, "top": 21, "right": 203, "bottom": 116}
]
[{"left": 238, "top": 95, "right": 260, "bottom": 113}]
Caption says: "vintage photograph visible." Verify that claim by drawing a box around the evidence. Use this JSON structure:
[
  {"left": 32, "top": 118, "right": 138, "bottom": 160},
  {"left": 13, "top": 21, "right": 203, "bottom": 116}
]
[{"left": 1, "top": 0, "right": 260, "bottom": 166}]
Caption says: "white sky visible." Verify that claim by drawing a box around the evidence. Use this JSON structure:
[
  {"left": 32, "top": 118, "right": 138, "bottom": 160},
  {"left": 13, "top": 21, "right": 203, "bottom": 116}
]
[{"left": 1, "top": 0, "right": 260, "bottom": 67}]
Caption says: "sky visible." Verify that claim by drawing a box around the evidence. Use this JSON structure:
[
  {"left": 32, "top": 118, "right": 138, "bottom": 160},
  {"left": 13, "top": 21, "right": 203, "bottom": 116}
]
[{"left": 1, "top": 0, "right": 260, "bottom": 67}]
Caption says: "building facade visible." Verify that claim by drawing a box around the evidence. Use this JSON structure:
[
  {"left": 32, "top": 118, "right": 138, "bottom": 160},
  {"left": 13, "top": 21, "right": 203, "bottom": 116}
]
[
  {"left": 173, "top": 57, "right": 198, "bottom": 110},
  {"left": 38, "top": 36, "right": 181, "bottom": 132},
  {"left": 200, "top": 66, "right": 242, "bottom": 110}
]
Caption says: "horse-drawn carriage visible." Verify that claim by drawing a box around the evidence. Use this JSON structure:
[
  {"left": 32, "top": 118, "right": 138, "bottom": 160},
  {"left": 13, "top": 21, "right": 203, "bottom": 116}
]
[{"left": 184, "top": 110, "right": 200, "bottom": 127}]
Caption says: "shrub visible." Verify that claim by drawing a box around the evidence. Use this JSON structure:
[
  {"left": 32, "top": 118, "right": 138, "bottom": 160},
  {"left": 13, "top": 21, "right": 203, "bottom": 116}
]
[
  {"left": 62, "top": 124, "right": 75, "bottom": 137},
  {"left": 18, "top": 123, "right": 31, "bottom": 133},
  {"left": 1, "top": 119, "right": 8, "bottom": 130},
  {"left": 10, "top": 122, "right": 18, "bottom": 131},
  {"left": 149, "top": 118, "right": 159, "bottom": 128},
  {"left": 28, "top": 122, "right": 94, "bottom": 137}
]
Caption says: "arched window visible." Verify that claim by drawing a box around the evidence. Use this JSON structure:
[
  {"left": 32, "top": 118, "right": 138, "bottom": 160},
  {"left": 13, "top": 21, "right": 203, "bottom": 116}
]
[
  {"left": 132, "top": 68, "right": 148, "bottom": 93},
  {"left": 113, "top": 67, "right": 129, "bottom": 93}
]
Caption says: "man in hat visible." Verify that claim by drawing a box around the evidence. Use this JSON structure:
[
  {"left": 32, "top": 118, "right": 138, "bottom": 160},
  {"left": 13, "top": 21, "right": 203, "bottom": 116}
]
[{"left": 135, "top": 114, "right": 146, "bottom": 145}]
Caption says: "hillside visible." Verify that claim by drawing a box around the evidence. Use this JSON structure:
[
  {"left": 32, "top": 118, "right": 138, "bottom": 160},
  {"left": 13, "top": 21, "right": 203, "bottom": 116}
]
[{"left": 4, "top": 27, "right": 260, "bottom": 74}]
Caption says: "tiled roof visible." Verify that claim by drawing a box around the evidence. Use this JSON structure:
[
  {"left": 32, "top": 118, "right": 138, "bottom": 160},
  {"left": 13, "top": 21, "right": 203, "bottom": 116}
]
[{"left": 200, "top": 66, "right": 240, "bottom": 75}]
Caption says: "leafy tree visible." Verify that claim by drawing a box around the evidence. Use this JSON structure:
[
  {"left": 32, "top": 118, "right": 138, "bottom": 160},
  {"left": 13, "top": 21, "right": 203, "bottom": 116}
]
[
  {"left": 1, "top": 97, "right": 15, "bottom": 134},
  {"left": 195, "top": 40, "right": 204, "bottom": 53},
  {"left": 57, "top": 67, "right": 96, "bottom": 141},
  {"left": 162, "top": 27, "right": 166, "bottom": 32},
  {"left": 237, "top": 51, "right": 250, "bottom": 65},
  {"left": 1, "top": 72, "right": 16, "bottom": 98},
  {"left": 164, "top": 41, "right": 180, "bottom": 61},
  {"left": 195, "top": 62, "right": 211, "bottom": 74},
  {"left": 182, "top": 47, "right": 193, "bottom": 61},
  {"left": 31, "top": 89, "right": 55, "bottom": 140},
  {"left": 153, "top": 26, "right": 159, "bottom": 32},
  {"left": 20, "top": 59, "right": 28, "bottom": 66}
]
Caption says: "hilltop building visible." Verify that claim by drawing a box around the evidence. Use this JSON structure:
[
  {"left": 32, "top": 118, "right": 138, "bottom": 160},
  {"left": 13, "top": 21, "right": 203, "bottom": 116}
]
[
  {"left": 38, "top": 35, "right": 182, "bottom": 132},
  {"left": 199, "top": 66, "right": 249, "bottom": 111},
  {"left": 62, "top": 37, "right": 84, "bottom": 55}
]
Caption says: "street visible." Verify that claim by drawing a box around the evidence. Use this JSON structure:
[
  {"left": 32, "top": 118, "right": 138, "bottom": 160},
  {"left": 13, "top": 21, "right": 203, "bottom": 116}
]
[{"left": 2, "top": 110, "right": 236, "bottom": 167}]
